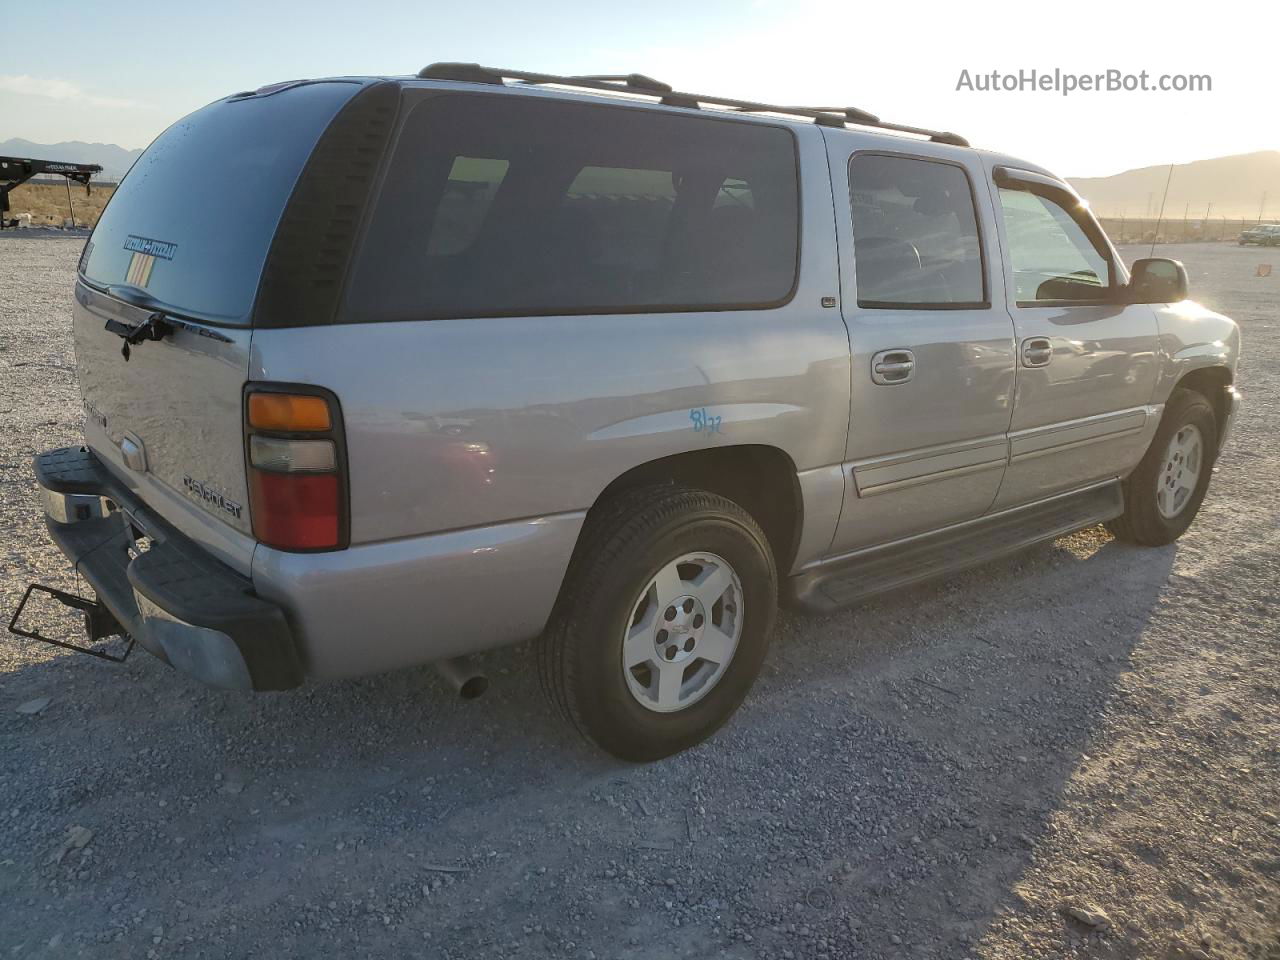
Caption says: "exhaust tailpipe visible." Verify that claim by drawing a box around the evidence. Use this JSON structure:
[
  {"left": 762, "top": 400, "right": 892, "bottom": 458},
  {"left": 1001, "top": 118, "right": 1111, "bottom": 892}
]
[{"left": 433, "top": 657, "right": 489, "bottom": 700}]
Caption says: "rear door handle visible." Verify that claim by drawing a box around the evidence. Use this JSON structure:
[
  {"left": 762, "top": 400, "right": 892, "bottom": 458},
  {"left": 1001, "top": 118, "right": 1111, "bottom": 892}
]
[
  {"left": 871, "top": 349, "right": 915, "bottom": 385},
  {"left": 1021, "top": 337, "right": 1053, "bottom": 367}
]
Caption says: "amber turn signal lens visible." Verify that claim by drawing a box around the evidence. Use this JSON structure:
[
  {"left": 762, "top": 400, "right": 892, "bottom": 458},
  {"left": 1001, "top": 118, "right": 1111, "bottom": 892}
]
[{"left": 248, "top": 393, "right": 332, "bottom": 432}]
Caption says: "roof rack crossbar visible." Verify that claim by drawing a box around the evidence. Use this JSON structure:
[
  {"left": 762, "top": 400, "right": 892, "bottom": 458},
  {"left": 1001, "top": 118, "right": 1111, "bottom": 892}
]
[
  {"left": 567, "top": 73, "right": 673, "bottom": 93},
  {"left": 414, "top": 63, "right": 969, "bottom": 147},
  {"left": 751, "top": 105, "right": 881, "bottom": 126}
]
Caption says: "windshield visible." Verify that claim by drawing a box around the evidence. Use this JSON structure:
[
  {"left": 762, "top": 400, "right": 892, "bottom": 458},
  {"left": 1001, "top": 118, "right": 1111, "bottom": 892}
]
[{"left": 81, "top": 81, "right": 362, "bottom": 325}]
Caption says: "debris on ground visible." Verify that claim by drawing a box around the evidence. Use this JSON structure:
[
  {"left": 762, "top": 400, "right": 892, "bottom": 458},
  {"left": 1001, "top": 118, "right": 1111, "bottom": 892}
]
[{"left": 49, "top": 825, "right": 94, "bottom": 864}]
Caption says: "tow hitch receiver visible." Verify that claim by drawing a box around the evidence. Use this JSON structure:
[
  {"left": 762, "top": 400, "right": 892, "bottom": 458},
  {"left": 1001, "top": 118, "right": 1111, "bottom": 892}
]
[{"left": 8, "top": 583, "right": 135, "bottom": 662}]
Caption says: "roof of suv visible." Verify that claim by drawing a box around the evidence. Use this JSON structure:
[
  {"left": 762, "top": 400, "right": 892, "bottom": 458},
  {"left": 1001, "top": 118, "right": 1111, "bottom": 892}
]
[
  {"left": 233, "top": 67, "right": 1061, "bottom": 187},
  {"left": 405, "top": 63, "right": 972, "bottom": 145},
  {"left": 397, "top": 65, "right": 1067, "bottom": 186}
]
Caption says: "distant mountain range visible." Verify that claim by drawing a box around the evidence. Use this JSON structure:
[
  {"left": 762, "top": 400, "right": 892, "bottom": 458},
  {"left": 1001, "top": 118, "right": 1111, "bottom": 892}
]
[
  {"left": 0, "top": 137, "right": 143, "bottom": 183},
  {"left": 1069, "top": 151, "right": 1280, "bottom": 221}
]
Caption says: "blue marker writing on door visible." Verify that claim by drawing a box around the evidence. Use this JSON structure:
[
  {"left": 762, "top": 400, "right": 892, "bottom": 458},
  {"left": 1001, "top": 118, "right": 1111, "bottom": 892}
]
[{"left": 689, "top": 408, "right": 723, "bottom": 436}]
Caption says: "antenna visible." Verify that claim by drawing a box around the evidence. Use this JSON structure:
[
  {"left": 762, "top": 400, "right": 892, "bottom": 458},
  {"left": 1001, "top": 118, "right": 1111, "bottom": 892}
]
[{"left": 1149, "top": 163, "right": 1175, "bottom": 258}]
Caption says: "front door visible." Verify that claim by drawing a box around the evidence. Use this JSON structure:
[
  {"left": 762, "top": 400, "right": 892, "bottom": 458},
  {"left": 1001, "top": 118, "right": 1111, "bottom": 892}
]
[
  {"left": 826, "top": 143, "right": 1017, "bottom": 556},
  {"left": 985, "top": 165, "right": 1161, "bottom": 510}
]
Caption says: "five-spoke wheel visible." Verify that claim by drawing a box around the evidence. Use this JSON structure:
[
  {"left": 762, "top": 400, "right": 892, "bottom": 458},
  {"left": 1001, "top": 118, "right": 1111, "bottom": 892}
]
[
  {"left": 623, "top": 552, "right": 743, "bottom": 713},
  {"left": 539, "top": 484, "right": 777, "bottom": 761},
  {"left": 1110, "top": 387, "right": 1218, "bottom": 546},
  {"left": 1155, "top": 423, "right": 1204, "bottom": 519}
]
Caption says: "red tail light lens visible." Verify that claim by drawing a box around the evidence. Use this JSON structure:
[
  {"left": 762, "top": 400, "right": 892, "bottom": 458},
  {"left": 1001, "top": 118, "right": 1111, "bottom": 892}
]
[
  {"left": 249, "top": 471, "right": 340, "bottom": 549},
  {"left": 244, "top": 387, "right": 347, "bottom": 551}
]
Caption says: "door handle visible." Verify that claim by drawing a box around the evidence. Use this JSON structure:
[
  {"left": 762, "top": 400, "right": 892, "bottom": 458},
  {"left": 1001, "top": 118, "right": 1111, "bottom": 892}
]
[
  {"left": 871, "top": 349, "right": 915, "bottom": 385},
  {"left": 1021, "top": 337, "right": 1053, "bottom": 368}
]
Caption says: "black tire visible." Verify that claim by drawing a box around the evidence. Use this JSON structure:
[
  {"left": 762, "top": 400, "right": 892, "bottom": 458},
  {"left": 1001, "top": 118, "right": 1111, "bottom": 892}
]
[
  {"left": 539, "top": 483, "right": 778, "bottom": 762},
  {"left": 1108, "top": 388, "right": 1218, "bottom": 546}
]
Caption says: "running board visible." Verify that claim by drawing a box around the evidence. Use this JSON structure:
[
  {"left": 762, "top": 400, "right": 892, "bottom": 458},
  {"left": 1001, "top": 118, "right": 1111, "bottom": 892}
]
[{"left": 788, "top": 481, "right": 1124, "bottom": 613}]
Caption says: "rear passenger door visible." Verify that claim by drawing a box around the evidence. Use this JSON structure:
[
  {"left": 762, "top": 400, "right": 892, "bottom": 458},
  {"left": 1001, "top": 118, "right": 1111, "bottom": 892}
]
[
  {"left": 986, "top": 166, "right": 1160, "bottom": 509},
  {"left": 825, "top": 143, "right": 1017, "bottom": 555}
]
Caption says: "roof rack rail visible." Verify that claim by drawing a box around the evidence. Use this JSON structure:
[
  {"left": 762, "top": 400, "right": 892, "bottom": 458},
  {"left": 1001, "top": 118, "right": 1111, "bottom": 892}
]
[
  {"left": 414, "top": 63, "right": 969, "bottom": 147},
  {"left": 569, "top": 73, "right": 672, "bottom": 93}
]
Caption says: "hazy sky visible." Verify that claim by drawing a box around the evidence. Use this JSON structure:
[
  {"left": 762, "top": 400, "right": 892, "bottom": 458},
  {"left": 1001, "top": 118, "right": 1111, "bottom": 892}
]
[{"left": 3, "top": 0, "right": 1276, "bottom": 178}]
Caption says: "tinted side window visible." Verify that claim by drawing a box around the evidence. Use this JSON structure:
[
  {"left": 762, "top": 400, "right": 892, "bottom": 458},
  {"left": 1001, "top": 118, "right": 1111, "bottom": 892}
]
[
  {"left": 346, "top": 94, "right": 799, "bottom": 322},
  {"left": 848, "top": 154, "right": 986, "bottom": 308},
  {"left": 563, "top": 166, "right": 676, "bottom": 277},
  {"left": 427, "top": 157, "right": 509, "bottom": 255},
  {"left": 997, "top": 187, "right": 1113, "bottom": 303}
]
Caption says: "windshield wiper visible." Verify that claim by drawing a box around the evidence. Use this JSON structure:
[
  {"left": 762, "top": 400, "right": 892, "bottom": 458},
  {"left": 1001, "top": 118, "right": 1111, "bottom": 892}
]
[
  {"left": 100, "top": 283, "right": 235, "bottom": 354},
  {"left": 103, "top": 310, "right": 171, "bottom": 361},
  {"left": 104, "top": 282, "right": 169, "bottom": 309}
]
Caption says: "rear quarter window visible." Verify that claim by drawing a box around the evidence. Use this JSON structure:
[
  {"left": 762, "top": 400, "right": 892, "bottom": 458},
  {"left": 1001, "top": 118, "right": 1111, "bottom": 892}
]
[{"left": 344, "top": 93, "right": 800, "bottom": 321}]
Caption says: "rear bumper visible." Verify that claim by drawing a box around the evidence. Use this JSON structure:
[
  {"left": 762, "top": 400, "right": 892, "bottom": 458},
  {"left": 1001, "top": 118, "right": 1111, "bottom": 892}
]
[
  {"left": 35, "top": 446, "right": 302, "bottom": 691},
  {"left": 250, "top": 510, "right": 585, "bottom": 681},
  {"left": 37, "top": 446, "right": 585, "bottom": 687}
]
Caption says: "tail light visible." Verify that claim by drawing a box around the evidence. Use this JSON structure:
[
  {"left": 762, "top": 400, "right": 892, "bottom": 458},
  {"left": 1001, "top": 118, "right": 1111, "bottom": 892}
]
[{"left": 244, "top": 385, "right": 348, "bottom": 551}]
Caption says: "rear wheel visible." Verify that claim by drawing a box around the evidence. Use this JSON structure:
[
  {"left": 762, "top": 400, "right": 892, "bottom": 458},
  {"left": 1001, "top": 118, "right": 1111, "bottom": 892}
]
[
  {"left": 539, "top": 484, "right": 777, "bottom": 761},
  {"left": 1108, "top": 388, "right": 1218, "bottom": 546}
]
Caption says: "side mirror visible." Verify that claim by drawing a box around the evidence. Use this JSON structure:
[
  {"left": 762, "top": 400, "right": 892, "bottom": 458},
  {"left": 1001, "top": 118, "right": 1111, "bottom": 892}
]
[{"left": 1127, "top": 258, "right": 1188, "bottom": 303}]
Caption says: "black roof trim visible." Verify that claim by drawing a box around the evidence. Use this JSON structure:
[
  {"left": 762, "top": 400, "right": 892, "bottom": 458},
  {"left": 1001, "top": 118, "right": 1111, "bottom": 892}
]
[{"left": 414, "top": 63, "right": 969, "bottom": 147}]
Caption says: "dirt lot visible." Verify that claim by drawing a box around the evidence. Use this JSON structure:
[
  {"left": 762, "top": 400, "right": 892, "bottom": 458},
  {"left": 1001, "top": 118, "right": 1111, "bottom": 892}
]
[
  {"left": 1, "top": 239, "right": 1277, "bottom": 959},
  {"left": 4, "top": 183, "right": 115, "bottom": 229}
]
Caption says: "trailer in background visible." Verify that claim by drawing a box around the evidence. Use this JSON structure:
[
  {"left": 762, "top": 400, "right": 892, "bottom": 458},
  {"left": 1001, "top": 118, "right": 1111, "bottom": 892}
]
[{"left": 0, "top": 156, "right": 103, "bottom": 228}]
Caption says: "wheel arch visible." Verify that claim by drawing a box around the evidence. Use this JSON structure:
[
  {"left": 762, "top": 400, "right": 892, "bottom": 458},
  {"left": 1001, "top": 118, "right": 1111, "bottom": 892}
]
[
  {"left": 582, "top": 445, "right": 804, "bottom": 576},
  {"left": 1172, "top": 365, "right": 1233, "bottom": 442}
]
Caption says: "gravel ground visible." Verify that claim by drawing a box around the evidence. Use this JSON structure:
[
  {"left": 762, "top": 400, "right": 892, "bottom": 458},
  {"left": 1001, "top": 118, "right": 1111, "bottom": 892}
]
[{"left": 1, "top": 238, "right": 1277, "bottom": 960}]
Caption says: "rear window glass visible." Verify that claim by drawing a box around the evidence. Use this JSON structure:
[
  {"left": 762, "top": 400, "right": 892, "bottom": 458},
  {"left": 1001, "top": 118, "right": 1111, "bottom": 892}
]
[
  {"left": 345, "top": 94, "right": 799, "bottom": 321},
  {"left": 81, "top": 81, "right": 361, "bottom": 325}
]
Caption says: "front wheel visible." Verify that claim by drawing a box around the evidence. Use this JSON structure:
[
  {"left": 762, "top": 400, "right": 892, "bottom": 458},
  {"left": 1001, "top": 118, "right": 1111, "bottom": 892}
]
[
  {"left": 1108, "top": 388, "right": 1218, "bottom": 546},
  {"left": 539, "top": 484, "right": 777, "bottom": 761}
]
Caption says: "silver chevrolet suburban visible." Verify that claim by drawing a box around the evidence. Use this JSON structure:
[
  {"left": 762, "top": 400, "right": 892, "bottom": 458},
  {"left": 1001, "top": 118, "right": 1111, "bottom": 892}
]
[{"left": 22, "top": 65, "right": 1241, "bottom": 761}]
